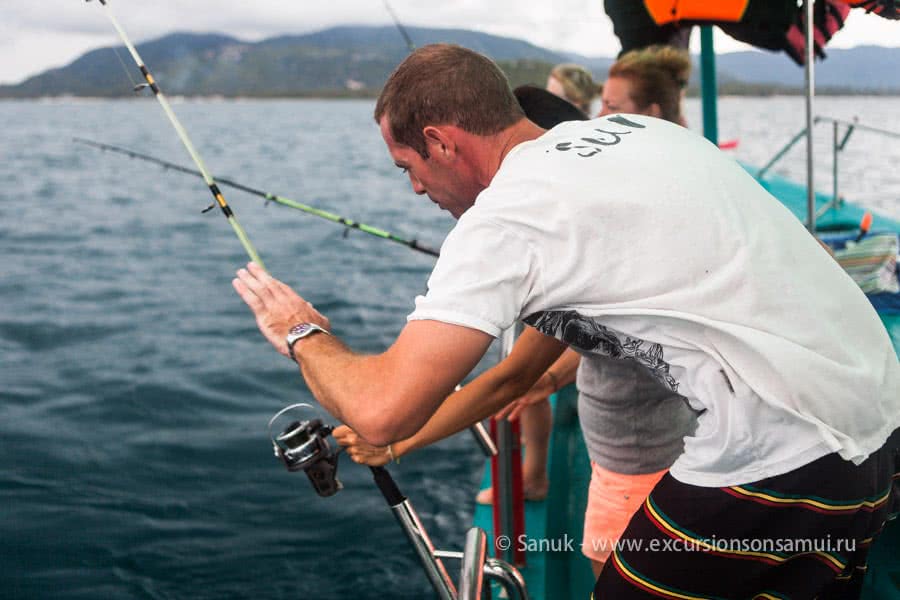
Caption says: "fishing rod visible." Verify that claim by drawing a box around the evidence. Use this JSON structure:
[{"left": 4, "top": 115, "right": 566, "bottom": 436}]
[
  {"left": 382, "top": 0, "right": 415, "bottom": 52},
  {"left": 73, "top": 137, "right": 440, "bottom": 258},
  {"left": 84, "top": 3, "right": 485, "bottom": 490},
  {"left": 85, "top": 0, "right": 265, "bottom": 269}
]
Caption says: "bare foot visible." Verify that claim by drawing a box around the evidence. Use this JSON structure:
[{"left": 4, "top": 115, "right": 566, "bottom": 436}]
[{"left": 475, "top": 479, "right": 549, "bottom": 505}]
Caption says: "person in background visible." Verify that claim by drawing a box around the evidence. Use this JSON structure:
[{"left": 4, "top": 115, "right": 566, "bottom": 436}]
[
  {"left": 600, "top": 44, "right": 691, "bottom": 125},
  {"left": 545, "top": 63, "right": 602, "bottom": 115}
]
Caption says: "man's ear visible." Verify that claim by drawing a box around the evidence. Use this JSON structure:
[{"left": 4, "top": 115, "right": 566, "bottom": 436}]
[
  {"left": 647, "top": 103, "right": 663, "bottom": 119},
  {"left": 423, "top": 125, "right": 454, "bottom": 159}
]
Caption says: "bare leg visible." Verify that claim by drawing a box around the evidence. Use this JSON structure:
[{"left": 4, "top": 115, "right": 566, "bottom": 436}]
[
  {"left": 476, "top": 399, "right": 551, "bottom": 503},
  {"left": 520, "top": 398, "right": 551, "bottom": 497}
]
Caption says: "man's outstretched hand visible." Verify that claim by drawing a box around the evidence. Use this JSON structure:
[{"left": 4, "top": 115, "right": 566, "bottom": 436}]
[{"left": 232, "top": 262, "right": 330, "bottom": 358}]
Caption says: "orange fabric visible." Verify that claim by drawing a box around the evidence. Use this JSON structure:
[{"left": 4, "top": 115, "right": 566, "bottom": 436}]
[
  {"left": 582, "top": 462, "right": 668, "bottom": 562},
  {"left": 643, "top": 0, "right": 750, "bottom": 26}
]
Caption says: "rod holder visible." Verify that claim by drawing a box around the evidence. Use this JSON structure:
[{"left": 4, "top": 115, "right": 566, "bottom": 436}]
[{"left": 459, "top": 528, "right": 487, "bottom": 600}]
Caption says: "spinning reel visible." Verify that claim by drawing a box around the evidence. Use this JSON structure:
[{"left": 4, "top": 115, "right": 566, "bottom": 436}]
[{"left": 268, "top": 403, "right": 342, "bottom": 497}]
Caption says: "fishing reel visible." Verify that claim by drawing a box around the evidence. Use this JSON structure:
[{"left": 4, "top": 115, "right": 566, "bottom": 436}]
[{"left": 268, "top": 403, "right": 343, "bottom": 497}]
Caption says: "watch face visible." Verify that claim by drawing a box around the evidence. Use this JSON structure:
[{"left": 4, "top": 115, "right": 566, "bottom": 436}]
[
  {"left": 289, "top": 323, "right": 312, "bottom": 336},
  {"left": 286, "top": 323, "right": 328, "bottom": 362}
]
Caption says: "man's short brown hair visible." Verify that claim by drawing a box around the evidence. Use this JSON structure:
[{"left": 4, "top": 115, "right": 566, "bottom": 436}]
[{"left": 374, "top": 44, "right": 525, "bottom": 157}]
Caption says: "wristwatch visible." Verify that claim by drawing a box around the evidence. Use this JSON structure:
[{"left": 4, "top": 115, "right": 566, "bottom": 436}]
[{"left": 285, "top": 322, "right": 331, "bottom": 363}]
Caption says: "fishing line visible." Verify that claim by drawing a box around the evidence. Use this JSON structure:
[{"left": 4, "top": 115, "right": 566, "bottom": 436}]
[
  {"left": 73, "top": 137, "right": 440, "bottom": 258},
  {"left": 86, "top": 0, "right": 266, "bottom": 269},
  {"left": 110, "top": 45, "right": 142, "bottom": 91}
]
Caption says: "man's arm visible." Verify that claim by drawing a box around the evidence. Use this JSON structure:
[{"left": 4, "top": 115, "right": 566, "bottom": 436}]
[
  {"left": 335, "top": 326, "right": 568, "bottom": 463},
  {"left": 233, "top": 262, "right": 495, "bottom": 446},
  {"left": 296, "top": 319, "right": 494, "bottom": 445}
]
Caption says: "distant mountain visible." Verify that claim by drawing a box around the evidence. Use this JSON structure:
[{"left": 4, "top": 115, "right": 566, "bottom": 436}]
[
  {"left": 714, "top": 45, "right": 900, "bottom": 92},
  {"left": 3, "top": 33, "right": 241, "bottom": 98},
  {"left": 0, "top": 26, "right": 897, "bottom": 98},
  {"left": 0, "top": 27, "right": 568, "bottom": 98}
]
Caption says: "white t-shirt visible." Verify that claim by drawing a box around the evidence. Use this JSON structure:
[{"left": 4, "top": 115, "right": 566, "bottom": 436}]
[{"left": 409, "top": 115, "right": 900, "bottom": 488}]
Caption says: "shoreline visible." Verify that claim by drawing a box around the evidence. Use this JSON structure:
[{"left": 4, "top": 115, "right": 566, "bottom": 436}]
[{"left": 2, "top": 90, "right": 900, "bottom": 102}]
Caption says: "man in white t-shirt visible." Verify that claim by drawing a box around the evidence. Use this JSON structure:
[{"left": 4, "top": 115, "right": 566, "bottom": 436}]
[{"left": 234, "top": 44, "right": 899, "bottom": 598}]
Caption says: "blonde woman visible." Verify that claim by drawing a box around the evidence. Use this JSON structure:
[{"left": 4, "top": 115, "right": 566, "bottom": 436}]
[{"left": 545, "top": 63, "right": 602, "bottom": 114}]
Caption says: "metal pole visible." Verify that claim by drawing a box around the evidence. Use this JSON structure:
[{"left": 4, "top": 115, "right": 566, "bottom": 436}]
[
  {"left": 493, "top": 326, "right": 520, "bottom": 565},
  {"left": 804, "top": 0, "right": 817, "bottom": 233},
  {"left": 459, "top": 528, "right": 487, "bottom": 600},
  {"left": 370, "top": 467, "right": 457, "bottom": 599},
  {"left": 391, "top": 501, "right": 457, "bottom": 599},
  {"left": 756, "top": 126, "right": 809, "bottom": 179},
  {"left": 832, "top": 120, "right": 839, "bottom": 214},
  {"left": 371, "top": 465, "right": 531, "bottom": 599},
  {"left": 827, "top": 117, "right": 895, "bottom": 139},
  {"left": 495, "top": 417, "right": 515, "bottom": 565},
  {"left": 469, "top": 422, "right": 498, "bottom": 458},
  {"left": 435, "top": 550, "right": 531, "bottom": 600},
  {"left": 484, "top": 558, "right": 530, "bottom": 600},
  {"left": 699, "top": 26, "right": 719, "bottom": 145}
]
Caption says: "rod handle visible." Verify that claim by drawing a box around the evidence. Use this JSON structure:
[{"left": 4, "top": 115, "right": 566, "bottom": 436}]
[{"left": 370, "top": 466, "right": 405, "bottom": 506}]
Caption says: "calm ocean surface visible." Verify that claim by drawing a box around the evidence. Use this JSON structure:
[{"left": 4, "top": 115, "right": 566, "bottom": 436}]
[{"left": 1, "top": 97, "right": 898, "bottom": 599}]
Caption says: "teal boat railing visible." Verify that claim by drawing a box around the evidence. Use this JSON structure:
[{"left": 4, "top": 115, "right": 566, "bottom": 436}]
[{"left": 755, "top": 117, "right": 900, "bottom": 223}]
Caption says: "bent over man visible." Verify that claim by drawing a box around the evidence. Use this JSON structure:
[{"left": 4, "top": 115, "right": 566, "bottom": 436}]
[{"left": 234, "top": 44, "right": 899, "bottom": 599}]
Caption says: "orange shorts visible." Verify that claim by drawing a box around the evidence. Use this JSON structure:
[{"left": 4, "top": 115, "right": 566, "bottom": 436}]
[{"left": 582, "top": 461, "right": 668, "bottom": 563}]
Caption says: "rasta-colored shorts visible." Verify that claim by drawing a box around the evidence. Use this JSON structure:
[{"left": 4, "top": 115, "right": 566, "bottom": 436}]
[{"left": 593, "top": 429, "right": 900, "bottom": 599}]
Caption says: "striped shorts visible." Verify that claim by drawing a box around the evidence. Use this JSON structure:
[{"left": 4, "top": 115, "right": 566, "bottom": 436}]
[{"left": 593, "top": 429, "right": 900, "bottom": 599}]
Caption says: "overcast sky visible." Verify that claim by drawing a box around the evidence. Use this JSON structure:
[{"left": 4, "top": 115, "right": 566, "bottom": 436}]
[{"left": 2, "top": 1, "right": 898, "bottom": 84}]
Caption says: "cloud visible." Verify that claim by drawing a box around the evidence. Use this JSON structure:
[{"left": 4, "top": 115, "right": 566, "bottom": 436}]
[{"left": 1, "top": 1, "right": 897, "bottom": 84}]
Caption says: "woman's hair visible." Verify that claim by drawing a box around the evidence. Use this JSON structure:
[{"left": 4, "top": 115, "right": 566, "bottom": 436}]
[
  {"left": 607, "top": 45, "right": 691, "bottom": 124},
  {"left": 375, "top": 44, "right": 524, "bottom": 158},
  {"left": 548, "top": 63, "right": 602, "bottom": 114}
]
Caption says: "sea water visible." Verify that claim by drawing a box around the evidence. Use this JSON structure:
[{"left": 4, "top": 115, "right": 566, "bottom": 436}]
[{"left": 1, "top": 97, "right": 898, "bottom": 599}]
